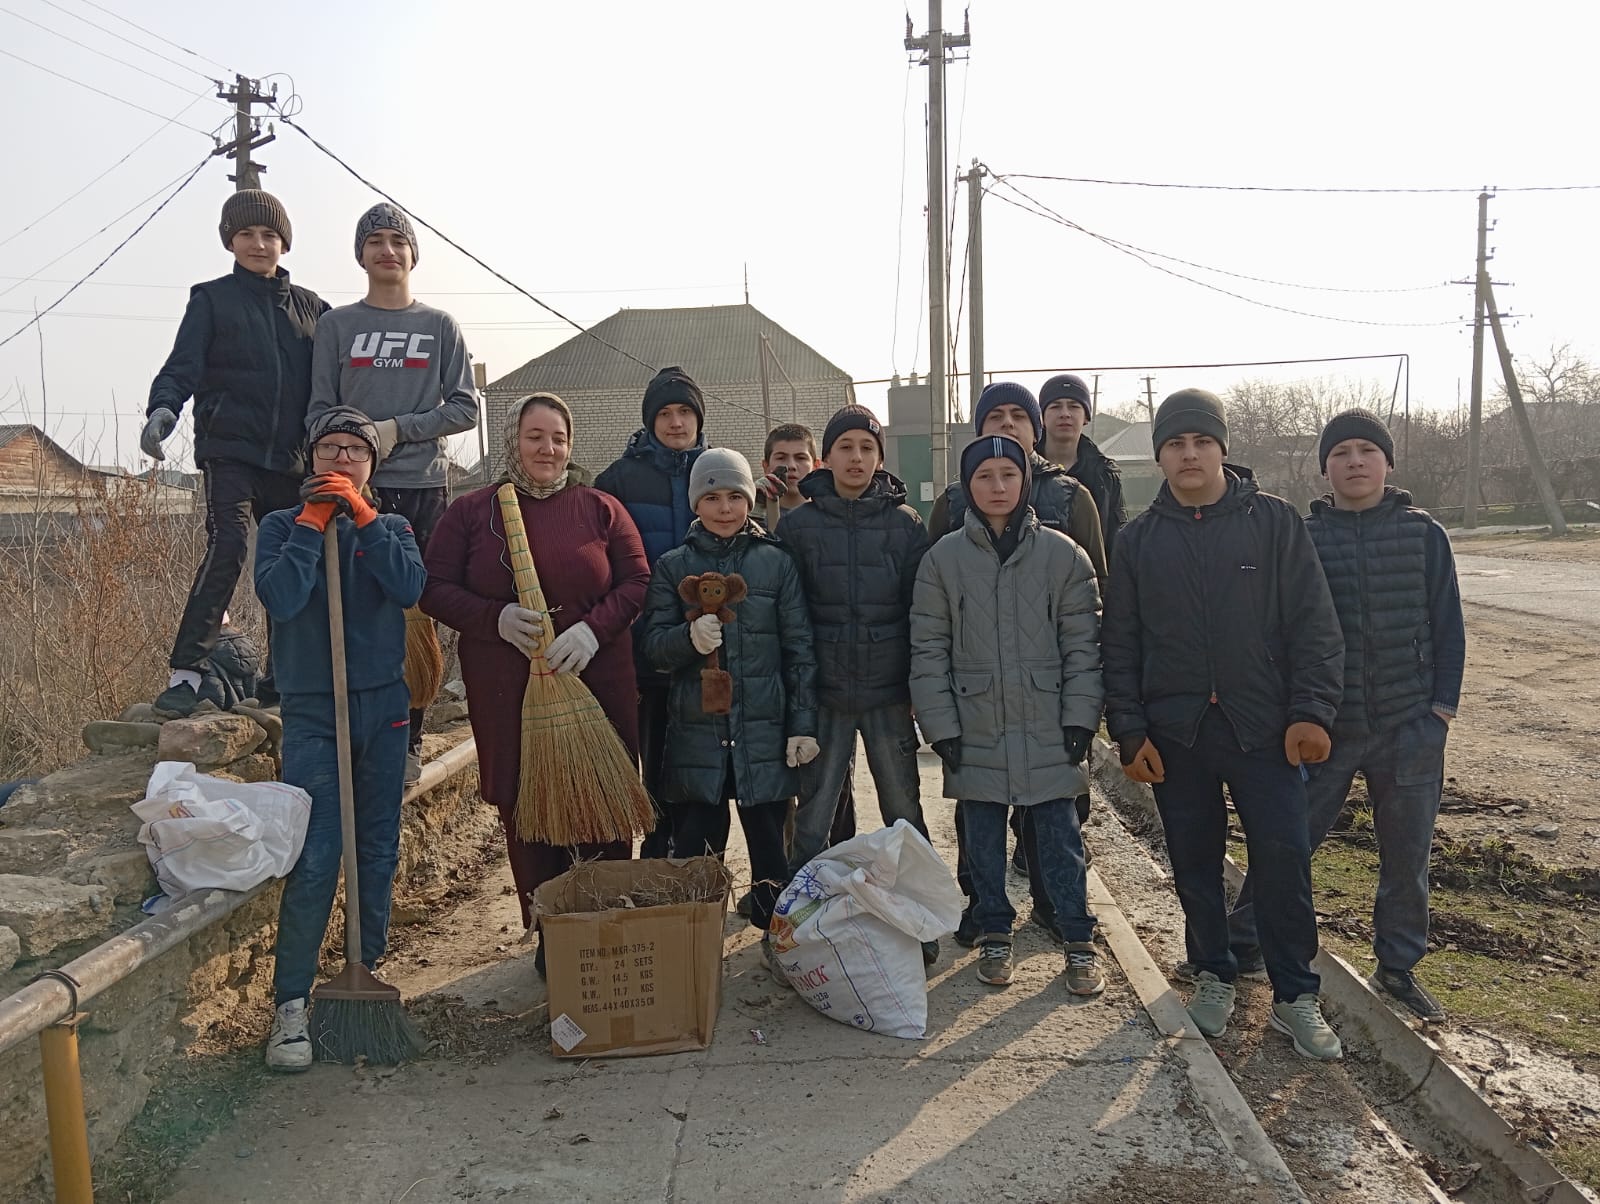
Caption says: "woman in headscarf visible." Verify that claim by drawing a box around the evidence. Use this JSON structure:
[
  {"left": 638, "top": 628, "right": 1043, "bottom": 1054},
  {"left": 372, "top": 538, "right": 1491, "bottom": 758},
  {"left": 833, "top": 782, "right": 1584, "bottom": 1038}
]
[{"left": 421, "top": 393, "right": 650, "bottom": 960}]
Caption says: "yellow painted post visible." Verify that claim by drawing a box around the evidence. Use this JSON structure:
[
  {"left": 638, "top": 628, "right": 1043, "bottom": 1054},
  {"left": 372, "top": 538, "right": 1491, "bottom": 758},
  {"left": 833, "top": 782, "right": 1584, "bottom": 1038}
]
[{"left": 38, "top": 1020, "right": 93, "bottom": 1204}]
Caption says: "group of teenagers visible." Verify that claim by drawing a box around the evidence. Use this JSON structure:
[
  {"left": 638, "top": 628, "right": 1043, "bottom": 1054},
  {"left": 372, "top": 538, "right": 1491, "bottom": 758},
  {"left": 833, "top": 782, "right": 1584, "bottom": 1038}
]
[{"left": 144, "top": 188, "right": 1465, "bottom": 1074}]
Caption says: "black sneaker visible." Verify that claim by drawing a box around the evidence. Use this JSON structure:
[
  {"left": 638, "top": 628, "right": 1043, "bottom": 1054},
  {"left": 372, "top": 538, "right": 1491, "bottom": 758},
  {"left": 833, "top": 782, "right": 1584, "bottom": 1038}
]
[
  {"left": 954, "top": 906, "right": 980, "bottom": 948},
  {"left": 1176, "top": 948, "right": 1266, "bottom": 982},
  {"left": 152, "top": 681, "right": 200, "bottom": 718},
  {"left": 1372, "top": 966, "right": 1445, "bottom": 1023},
  {"left": 1010, "top": 843, "right": 1029, "bottom": 875},
  {"left": 534, "top": 939, "right": 546, "bottom": 979},
  {"left": 921, "top": 940, "right": 940, "bottom": 967},
  {"left": 1029, "top": 907, "right": 1066, "bottom": 945},
  {"left": 735, "top": 890, "right": 754, "bottom": 919}
]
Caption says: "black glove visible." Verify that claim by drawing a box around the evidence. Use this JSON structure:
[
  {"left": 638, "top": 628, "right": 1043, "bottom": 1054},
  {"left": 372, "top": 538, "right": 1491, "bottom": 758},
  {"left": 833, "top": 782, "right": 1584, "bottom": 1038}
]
[
  {"left": 1117, "top": 733, "right": 1148, "bottom": 767},
  {"left": 931, "top": 737, "right": 961, "bottom": 773},
  {"left": 1063, "top": 726, "right": 1094, "bottom": 766}
]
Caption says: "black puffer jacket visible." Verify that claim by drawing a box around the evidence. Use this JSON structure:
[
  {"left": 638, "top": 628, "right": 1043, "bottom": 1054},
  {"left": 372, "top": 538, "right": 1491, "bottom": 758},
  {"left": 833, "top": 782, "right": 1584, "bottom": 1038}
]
[
  {"left": 776, "top": 469, "right": 929, "bottom": 713},
  {"left": 147, "top": 264, "right": 328, "bottom": 475},
  {"left": 1102, "top": 467, "right": 1344, "bottom": 753},
  {"left": 930, "top": 451, "right": 1108, "bottom": 583},
  {"left": 1306, "top": 486, "right": 1466, "bottom": 736},
  {"left": 1044, "top": 434, "right": 1127, "bottom": 557},
  {"left": 642, "top": 519, "right": 817, "bottom": 806}
]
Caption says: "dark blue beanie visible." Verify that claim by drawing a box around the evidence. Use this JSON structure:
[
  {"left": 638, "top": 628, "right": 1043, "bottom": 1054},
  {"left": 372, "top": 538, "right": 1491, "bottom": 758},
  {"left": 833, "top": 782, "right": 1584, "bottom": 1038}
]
[
  {"left": 960, "top": 434, "right": 1032, "bottom": 497},
  {"left": 1039, "top": 373, "right": 1092, "bottom": 419},
  {"left": 973, "top": 381, "right": 1042, "bottom": 442}
]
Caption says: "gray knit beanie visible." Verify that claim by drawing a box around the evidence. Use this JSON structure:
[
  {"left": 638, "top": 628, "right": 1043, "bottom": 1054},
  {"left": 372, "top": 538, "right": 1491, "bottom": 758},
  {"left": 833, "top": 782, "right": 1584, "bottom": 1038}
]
[
  {"left": 689, "top": 448, "right": 756, "bottom": 509},
  {"left": 354, "top": 202, "right": 419, "bottom": 266},
  {"left": 219, "top": 190, "right": 292, "bottom": 251},
  {"left": 1152, "top": 388, "right": 1229, "bottom": 456}
]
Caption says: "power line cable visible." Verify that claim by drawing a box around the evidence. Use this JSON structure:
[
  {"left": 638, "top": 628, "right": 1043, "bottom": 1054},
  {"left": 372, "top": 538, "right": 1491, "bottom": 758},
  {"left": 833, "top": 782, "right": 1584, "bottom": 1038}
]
[
  {"left": 0, "top": 157, "right": 217, "bottom": 302},
  {"left": 0, "top": 154, "right": 211, "bottom": 351},
  {"left": 0, "top": 85, "right": 215, "bottom": 252},
  {"left": 0, "top": 4, "right": 198, "bottom": 93},
  {"left": 986, "top": 179, "right": 1460, "bottom": 329},
  {"left": 999, "top": 171, "right": 1600, "bottom": 195},
  {"left": 0, "top": 46, "right": 221, "bottom": 135},
  {"left": 34, "top": 0, "right": 222, "bottom": 81},
  {"left": 276, "top": 113, "right": 775, "bottom": 424}
]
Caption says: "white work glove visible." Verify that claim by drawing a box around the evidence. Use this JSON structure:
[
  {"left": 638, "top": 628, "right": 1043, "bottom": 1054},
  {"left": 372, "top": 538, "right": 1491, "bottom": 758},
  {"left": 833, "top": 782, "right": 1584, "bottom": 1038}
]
[
  {"left": 786, "top": 736, "right": 820, "bottom": 768},
  {"left": 373, "top": 418, "right": 401, "bottom": 463},
  {"left": 140, "top": 409, "right": 177, "bottom": 460},
  {"left": 690, "top": 613, "right": 723, "bottom": 655},
  {"left": 546, "top": 620, "right": 598, "bottom": 675},
  {"left": 497, "top": 604, "right": 543, "bottom": 657}
]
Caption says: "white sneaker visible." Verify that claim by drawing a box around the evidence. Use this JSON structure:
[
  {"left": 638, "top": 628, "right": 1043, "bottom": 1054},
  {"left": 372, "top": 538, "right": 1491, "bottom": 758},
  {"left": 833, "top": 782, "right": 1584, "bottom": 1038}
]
[
  {"left": 266, "top": 998, "right": 313, "bottom": 1072},
  {"left": 405, "top": 751, "right": 422, "bottom": 785}
]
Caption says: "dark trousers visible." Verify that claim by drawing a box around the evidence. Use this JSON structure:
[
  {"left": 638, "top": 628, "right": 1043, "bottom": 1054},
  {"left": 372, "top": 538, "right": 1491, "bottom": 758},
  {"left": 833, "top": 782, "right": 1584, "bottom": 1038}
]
[
  {"left": 1150, "top": 708, "right": 1320, "bottom": 1001},
  {"left": 1230, "top": 712, "right": 1447, "bottom": 973},
  {"left": 374, "top": 486, "right": 448, "bottom": 751},
  {"left": 960, "top": 798, "right": 1095, "bottom": 942},
  {"left": 171, "top": 458, "right": 301, "bottom": 671},
  {"left": 497, "top": 811, "right": 629, "bottom": 931},
  {"left": 957, "top": 794, "right": 1089, "bottom": 915},
  {"left": 272, "top": 679, "right": 410, "bottom": 1004},
  {"left": 636, "top": 683, "right": 674, "bottom": 859},
  {"left": 670, "top": 764, "right": 789, "bottom": 931}
]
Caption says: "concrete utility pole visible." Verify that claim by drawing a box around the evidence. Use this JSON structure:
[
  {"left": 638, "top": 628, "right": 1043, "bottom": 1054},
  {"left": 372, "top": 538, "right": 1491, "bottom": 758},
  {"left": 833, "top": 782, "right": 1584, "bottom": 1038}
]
[
  {"left": 964, "top": 160, "right": 986, "bottom": 395},
  {"left": 1462, "top": 190, "right": 1492, "bottom": 527},
  {"left": 1142, "top": 376, "right": 1157, "bottom": 424},
  {"left": 906, "top": 3, "right": 970, "bottom": 493},
  {"left": 213, "top": 74, "right": 276, "bottom": 191},
  {"left": 1483, "top": 279, "right": 1567, "bottom": 535}
]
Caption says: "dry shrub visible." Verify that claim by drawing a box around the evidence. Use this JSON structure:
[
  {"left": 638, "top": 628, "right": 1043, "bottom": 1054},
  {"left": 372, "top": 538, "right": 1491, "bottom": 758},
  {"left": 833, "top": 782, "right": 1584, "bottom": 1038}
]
[{"left": 0, "top": 474, "right": 265, "bottom": 779}]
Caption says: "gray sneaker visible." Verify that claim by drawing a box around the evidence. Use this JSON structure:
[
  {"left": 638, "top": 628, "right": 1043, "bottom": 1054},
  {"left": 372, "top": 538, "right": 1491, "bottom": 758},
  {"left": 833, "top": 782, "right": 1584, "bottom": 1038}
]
[
  {"left": 1270, "top": 994, "right": 1343, "bottom": 1060},
  {"left": 1064, "top": 942, "right": 1106, "bottom": 996},
  {"left": 265, "top": 998, "right": 312, "bottom": 1072},
  {"left": 404, "top": 750, "right": 422, "bottom": 786},
  {"left": 975, "top": 938, "right": 1014, "bottom": 986},
  {"left": 1186, "top": 971, "right": 1236, "bottom": 1038}
]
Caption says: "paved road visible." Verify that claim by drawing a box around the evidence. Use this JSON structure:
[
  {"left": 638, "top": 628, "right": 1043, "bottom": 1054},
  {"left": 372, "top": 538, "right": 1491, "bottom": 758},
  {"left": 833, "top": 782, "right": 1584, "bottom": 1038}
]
[{"left": 1454, "top": 554, "right": 1600, "bottom": 633}]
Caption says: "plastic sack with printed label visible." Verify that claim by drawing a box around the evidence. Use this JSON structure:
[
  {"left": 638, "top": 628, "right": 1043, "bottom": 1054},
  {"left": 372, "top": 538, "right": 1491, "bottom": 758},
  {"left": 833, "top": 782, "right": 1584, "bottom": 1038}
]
[
  {"left": 768, "top": 819, "right": 964, "bottom": 1039},
  {"left": 133, "top": 761, "right": 312, "bottom": 898}
]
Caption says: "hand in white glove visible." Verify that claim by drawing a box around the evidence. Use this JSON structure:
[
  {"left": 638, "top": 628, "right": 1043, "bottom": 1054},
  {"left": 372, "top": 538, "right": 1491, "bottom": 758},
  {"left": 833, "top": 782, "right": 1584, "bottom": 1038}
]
[
  {"left": 546, "top": 620, "right": 598, "bottom": 675},
  {"left": 785, "top": 736, "right": 820, "bottom": 767},
  {"left": 690, "top": 613, "right": 723, "bottom": 655},
  {"left": 497, "top": 604, "right": 543, "bottom": 657},
  {"left": 373, "top": 418, "right": 401, "bottom": 463},
  {"left": 140, "top": 409, "right": 177, "bottom": 460}
]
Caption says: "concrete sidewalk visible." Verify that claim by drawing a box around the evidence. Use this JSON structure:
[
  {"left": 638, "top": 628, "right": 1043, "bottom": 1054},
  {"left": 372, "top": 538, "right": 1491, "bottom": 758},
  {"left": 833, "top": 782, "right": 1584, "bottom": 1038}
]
[{"left": 162, "top": 753, "right": 1282, "bottom": 1204}]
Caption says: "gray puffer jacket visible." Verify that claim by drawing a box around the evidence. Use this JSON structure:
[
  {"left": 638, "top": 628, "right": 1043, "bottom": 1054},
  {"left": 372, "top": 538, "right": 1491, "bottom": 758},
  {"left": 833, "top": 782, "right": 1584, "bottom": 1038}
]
[{"left": 909, "top": 509, "right": 1104, "bottom": 806}]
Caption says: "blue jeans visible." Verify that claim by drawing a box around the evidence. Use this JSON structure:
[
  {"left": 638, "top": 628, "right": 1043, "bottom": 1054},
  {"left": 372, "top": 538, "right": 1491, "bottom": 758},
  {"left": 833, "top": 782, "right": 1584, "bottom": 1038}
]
[
  {"left": 1150, "top": 708, "right": 1320, "bottom": 1001},
  {"left": 1230, "top": 711, "right": 1447, "bottom": 972},
  {"left": 788, "top": 703, "right": 928, "bottom": 877},
  {"left": 273, "top": 679, "right": 410, "bottom": 1004},
  {"left": 960, "top": 798, "right": 1095, "bottom": 942}
]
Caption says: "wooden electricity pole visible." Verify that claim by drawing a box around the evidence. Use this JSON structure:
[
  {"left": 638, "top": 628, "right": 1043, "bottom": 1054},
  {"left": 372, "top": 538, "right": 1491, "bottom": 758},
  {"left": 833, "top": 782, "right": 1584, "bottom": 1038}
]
[
  {"left": 1483, "top": 280, "right": 1567, "bottom": 535},
  {"left": 213, "top": 75, "right": 275, "bottom": 190},
  {"left": 1462, "top": 190, "right": 1491, "bottom": 527}
]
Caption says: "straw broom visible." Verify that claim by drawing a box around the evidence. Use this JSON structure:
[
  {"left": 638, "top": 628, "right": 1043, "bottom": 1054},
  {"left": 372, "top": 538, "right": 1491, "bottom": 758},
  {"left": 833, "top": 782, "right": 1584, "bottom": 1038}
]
[
  {"left": 403, "top": 605, "right": 444, "bottom": 710},
  {"left": 497, "top": 483, "right": 654, "bottom": 845}
]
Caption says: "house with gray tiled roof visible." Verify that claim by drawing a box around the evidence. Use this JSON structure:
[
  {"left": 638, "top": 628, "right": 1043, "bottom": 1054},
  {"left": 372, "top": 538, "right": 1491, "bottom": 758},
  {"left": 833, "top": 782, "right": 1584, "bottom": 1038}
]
[{"left": 485, "top": 304, "right": 856, "bottom": 476}]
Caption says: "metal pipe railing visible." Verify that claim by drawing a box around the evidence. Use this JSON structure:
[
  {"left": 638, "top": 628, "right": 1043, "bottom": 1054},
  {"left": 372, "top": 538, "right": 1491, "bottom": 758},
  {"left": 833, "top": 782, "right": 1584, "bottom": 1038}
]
[{"left": 0, "top": 737, "right": 478, "bottom": 1201}]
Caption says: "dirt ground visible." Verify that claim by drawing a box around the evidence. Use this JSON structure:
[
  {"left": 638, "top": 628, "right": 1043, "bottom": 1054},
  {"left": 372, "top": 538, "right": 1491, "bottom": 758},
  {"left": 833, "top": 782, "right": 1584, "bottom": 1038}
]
[{"left": 1439, "top": 530, "right": 1600, "bottom": 870}]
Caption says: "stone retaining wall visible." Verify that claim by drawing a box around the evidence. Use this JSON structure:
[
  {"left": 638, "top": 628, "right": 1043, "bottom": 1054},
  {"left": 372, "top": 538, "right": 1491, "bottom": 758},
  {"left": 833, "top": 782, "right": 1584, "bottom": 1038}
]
[{"left": 0, "top": 707, "right": 490, "bottom": 1199}]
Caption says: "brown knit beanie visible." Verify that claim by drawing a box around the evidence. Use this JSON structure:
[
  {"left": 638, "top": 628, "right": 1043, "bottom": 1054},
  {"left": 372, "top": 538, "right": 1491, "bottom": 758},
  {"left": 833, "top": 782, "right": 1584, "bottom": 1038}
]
[{"left": 219, "top": 190, "right": 292, "bottom": 251}]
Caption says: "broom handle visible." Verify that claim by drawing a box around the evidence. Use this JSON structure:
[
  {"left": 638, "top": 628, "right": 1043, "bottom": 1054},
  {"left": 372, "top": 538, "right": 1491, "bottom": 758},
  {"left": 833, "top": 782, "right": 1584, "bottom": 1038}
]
[
  {"left": 497, "top": 485, "right": 553, "bottom": 666},
  {"left": 324, "top": 523, "right": 362, "bottom": 966}
]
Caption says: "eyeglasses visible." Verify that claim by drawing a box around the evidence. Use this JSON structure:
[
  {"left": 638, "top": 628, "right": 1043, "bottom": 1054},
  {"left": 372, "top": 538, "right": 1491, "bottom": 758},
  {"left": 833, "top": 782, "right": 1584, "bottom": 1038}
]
[{"left": 314, "top": 442, "right": 372, "bottom": 462}]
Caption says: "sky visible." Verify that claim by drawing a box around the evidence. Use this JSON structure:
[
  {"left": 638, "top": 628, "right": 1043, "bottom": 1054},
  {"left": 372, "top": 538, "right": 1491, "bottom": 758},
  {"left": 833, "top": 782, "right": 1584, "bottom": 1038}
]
[{"left": 2, "top": 0, "right": 1598, "bottom": 471}]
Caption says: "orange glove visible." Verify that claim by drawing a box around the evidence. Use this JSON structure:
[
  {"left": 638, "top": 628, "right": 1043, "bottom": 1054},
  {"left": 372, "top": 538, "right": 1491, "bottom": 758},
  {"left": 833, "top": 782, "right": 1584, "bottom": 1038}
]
[
  {"left": 310, "top": 473, "right": 379, "bottom": 528},
  {"left": 295, "top": 499, "right": 337, "bottom": 532},
  {"left": 1120, "top": 737, "right": 1166, "bottom": 784},
  {"left": 1284, "top": 721, "right": 1331, "bottom": 767}
]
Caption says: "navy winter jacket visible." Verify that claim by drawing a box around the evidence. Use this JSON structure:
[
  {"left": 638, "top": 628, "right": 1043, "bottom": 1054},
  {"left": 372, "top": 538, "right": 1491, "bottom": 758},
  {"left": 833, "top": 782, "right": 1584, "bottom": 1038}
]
[
  {"left": 594, "top": 428, "right": 707, "bottom": 682},
  {"left": 254, "top": 510, "right": 425, "bottom": 696}
]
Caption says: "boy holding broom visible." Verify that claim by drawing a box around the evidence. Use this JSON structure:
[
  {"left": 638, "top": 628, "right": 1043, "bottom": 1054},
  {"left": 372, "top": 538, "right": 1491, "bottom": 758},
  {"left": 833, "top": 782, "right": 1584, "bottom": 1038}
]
[
  {"left": 641, "top": 449, "right": 819, "bottom": 970},
  {"left": 254, "top": 407, "right": 426, "bottom": 1071}
]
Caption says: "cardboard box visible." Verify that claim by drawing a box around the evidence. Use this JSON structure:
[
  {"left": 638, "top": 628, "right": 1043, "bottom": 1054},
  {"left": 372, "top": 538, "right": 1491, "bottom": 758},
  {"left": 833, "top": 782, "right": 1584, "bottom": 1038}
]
[{"left": 533, "top": 857, "right": 730, "bottom": 1058}]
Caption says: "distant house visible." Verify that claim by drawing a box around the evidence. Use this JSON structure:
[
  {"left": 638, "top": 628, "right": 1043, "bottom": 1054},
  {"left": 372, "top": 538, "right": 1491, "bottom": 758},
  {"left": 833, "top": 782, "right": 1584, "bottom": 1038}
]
[
  {"left": 485, "top": 304, "right": 856, "bottom": 476},
  {"left": 1092, "top": 420, "right": 1165, "bottom": 514},
  {"left": 0, "top": 424, "right": 195, "bottom": 518}
]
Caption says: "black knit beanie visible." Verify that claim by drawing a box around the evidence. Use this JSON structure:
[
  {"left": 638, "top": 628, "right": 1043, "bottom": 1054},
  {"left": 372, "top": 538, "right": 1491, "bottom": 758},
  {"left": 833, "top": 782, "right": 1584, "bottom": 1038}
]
[
  {"left": 642, "top": 366, "right": 705, "bottom": 434},
  {"left": 973, "top": 381, "right": 1043, "bottom": 442},
  {"left": 354, "top": 203, "right": 419, "bottom": 266},
  {"left": 1318, "top": 408, "right": 1395, "bottom": 472},
  {"left": 1152, "top": 388, "right": 1229, "bottom": 455},
  {"left": 219, "top": 190, "right": 292, "bottom": 251},
  {"left": 307, "top": 405, "right": 381, "bottom": 462},
  {"left": 821, "top": 404, "right": 884, "bottom": 457},
  {"left": 1039, "top": 373, "right": 1092, "bottom": 419},
  {"left": 960, "top": 434, "right": 1032, "bottom": 496}
]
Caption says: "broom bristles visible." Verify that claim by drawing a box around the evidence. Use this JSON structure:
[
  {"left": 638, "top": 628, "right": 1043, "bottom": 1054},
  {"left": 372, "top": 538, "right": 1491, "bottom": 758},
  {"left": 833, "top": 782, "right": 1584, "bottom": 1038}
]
[
  {"left": 403, "top": 605, "right": 445, "bottom": 710},
  {"left": 310, "top": 997, "right": 429, "bottom": 1065},
  {"left": 514, "top": 670, "right": 655, "bottom": 846}
]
